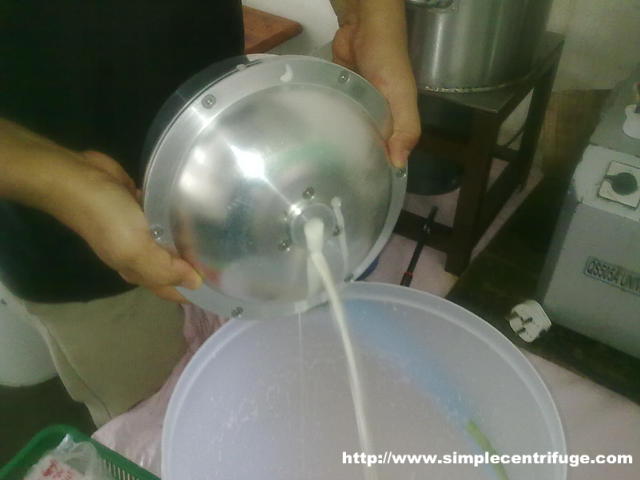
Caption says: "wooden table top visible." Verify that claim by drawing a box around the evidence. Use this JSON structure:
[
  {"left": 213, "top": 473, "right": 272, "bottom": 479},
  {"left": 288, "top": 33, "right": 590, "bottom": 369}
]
[{"left": 243, "top": 6, "right": 303, "bottom": 54}]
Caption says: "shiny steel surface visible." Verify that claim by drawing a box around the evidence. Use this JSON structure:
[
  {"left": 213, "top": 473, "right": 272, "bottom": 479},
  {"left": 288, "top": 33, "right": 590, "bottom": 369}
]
[
  {"left": 143, "top": 55, "right": 405, "bottom": 318},
  {"left": 406, "top": 0, "right": 553, "bottom": 91}
]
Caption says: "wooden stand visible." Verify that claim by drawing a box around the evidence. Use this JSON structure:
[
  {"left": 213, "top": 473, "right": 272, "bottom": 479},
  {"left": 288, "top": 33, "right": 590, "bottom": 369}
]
[{"left": 395, "top": 32, "right": 565, "bottom": 275}]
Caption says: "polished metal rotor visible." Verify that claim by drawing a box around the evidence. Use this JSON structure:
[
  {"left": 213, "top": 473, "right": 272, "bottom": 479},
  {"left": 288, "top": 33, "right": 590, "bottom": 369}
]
[{"left": 143, "top": 55, "right": 406, "bottom": 318}]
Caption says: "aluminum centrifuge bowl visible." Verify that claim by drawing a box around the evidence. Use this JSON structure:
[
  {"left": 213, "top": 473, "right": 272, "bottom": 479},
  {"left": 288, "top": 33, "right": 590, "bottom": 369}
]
[{"left": 142, "top": 55, "right": 406, "bottom": 318}]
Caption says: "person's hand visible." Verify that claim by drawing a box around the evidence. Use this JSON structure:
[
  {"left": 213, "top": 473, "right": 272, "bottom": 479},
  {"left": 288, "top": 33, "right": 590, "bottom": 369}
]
[
  {"left": 0, "top": 119, "right": 200, "bottom": 302},
  {"left": 34, "top": 149, "right": 202, "bottom": 302},
  {"left": 332, "top": 1, "right": 421, "bottom": 168},
  {"left": 50, "top": 150, "right": 202, "bottom": 303}
]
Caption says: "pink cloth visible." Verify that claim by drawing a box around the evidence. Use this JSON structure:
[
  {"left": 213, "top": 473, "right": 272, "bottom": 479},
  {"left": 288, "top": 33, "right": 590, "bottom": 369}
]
[{"left": 92, "top": 305, "right": 226, "bottom": 476}]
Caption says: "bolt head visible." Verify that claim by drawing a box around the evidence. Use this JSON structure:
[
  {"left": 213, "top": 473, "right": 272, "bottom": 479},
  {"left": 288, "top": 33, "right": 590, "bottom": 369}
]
[
  {"left": 150, "top": 226, "right": 164, "bottom": 240},
  {"left": 201, "top": 94, "right": 216, "bottom": 108},
  {"left": 302, "top": 187, "right": 315, "bottom": 199},
  {"left": 278, "top": 240, "right": 291, "bottom": 251},
  {"left": 338, "top": 71, "right": 350, "bottom": 83},
  {"left": 231, "top": 307, "right": 243, "bottom": 318}
]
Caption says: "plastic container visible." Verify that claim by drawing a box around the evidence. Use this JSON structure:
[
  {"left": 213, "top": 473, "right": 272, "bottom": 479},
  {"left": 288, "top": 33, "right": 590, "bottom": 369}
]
[
  {"left": 163, "top": 282, "right": 566, "bottom": 480},
  {"left": 0, "top": 425, "right": 158, "bottom": 480},
  {"left": 0, "top": 282, "right": 56, "bottom": 387}
]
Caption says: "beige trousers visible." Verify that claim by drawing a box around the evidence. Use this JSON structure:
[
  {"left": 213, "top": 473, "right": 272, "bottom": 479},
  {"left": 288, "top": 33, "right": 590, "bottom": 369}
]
[{"left": 24, "top": 287, "right": 186, "bottom": 427}]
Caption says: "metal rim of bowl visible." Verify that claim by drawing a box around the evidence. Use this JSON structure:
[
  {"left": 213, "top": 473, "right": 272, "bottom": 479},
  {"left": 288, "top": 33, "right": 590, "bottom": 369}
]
[{"left": 142, "top": 55, "right": 407, "bottom": 319}]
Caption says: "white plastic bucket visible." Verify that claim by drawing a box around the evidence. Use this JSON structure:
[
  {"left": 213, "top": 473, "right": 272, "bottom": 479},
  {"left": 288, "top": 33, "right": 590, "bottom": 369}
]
[
  {"left": 163, "top": 283, "right": 566, "bottom": 480},
  {"left": 0, "top": 283, "right": 56, "bottom": 387}
]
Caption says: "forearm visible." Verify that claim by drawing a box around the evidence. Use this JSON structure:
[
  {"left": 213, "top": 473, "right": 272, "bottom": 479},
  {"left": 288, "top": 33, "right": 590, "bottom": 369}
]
[
  {"left": 0, "top": 118, "right": 100, "bottom": 223},
  {"left": 331, "top": 0, "right": 408, "bottom": 35},
  {"left": 360, "top": 0, "right": 408, "bottom": 41},
  {"left": 331, "top": 0, "right": 410, "bottom": 77},
  {"left": 330, "top": 0, "right": 353, "bottom": 24}
]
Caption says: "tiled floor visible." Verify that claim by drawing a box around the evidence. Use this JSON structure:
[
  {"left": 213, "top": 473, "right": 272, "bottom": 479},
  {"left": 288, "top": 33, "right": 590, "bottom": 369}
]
[
  {"left": 444, "top": 177, "right": 640, "bottom": 480},
  {"left": 368, "top": 160, "right": 543, "bottom": 296}
]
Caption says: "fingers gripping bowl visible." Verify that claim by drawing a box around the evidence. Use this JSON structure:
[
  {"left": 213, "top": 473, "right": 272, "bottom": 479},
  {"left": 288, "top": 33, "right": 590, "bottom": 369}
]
[{"left": 142, "top": 55, "right": 406, "bottom": 318}]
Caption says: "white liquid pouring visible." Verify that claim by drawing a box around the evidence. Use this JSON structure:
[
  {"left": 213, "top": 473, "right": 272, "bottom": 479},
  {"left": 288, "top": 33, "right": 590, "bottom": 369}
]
[{"left": 304, "top": 218, "right": 377, "bottom": 480}]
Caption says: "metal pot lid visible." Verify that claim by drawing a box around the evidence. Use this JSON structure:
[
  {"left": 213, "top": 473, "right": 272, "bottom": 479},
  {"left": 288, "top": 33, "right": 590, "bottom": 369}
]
[{"left": 142, "top": 55, "right": 406, "bottom": 319}]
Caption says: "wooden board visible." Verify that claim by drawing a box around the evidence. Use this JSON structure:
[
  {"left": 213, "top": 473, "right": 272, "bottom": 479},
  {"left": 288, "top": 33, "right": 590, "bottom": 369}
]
[{"left": 243, "top": 6, "right": 303, "bottom": 54}]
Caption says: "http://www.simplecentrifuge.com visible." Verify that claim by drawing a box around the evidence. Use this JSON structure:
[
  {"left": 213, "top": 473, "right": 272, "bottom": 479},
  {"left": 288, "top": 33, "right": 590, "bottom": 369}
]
[{"left": 342, "top": 451, "right": 633, "bottom": 468}]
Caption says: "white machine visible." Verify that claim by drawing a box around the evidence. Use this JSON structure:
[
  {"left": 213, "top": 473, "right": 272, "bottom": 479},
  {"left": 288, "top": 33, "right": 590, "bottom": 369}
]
[{"left": 539, "top": 66, "right": 640, "bottom": 359}]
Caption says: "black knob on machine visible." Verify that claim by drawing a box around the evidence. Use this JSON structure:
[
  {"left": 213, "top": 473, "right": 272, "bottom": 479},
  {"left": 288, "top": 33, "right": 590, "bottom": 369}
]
[{"left": 605, "top": 172, "right": 638, "bottom": 196}]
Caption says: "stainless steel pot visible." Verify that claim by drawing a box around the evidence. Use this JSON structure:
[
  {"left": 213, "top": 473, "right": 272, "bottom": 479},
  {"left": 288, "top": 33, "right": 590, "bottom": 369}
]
[
  {"left": 142, "top": 55, "right": 406, "bottom": 319},
  {"left": 406, "top": 0, "right": 553, "bottom": 91}
]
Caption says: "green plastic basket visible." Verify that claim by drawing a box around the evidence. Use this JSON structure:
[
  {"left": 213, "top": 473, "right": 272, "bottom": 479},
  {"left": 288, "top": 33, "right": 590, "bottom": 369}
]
[{"left": 0, "top": 425, "right": 159, "bottom": 480}]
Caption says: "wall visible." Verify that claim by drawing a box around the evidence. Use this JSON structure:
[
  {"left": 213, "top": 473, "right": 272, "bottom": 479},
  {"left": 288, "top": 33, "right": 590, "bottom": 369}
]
[
  {"left": 504, "top": 0, "right": 640, "bottom": 147},
  {"left": 242, "top": 0, "right": 337, "bottom": 55},
  {"left": 549, "top": 0, "right": 640, "bottom": 90}
]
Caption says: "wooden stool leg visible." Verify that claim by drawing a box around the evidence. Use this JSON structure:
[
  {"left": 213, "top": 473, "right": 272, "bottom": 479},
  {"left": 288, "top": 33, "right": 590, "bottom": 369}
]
[{"left": 445, "top": 111, "right": 501, "bottom": 275}]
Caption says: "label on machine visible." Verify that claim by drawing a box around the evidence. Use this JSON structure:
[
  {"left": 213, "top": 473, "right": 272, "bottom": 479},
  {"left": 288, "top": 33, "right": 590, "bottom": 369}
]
[{"left": 584, "top": 256, "right": 640, "bottom": 297}]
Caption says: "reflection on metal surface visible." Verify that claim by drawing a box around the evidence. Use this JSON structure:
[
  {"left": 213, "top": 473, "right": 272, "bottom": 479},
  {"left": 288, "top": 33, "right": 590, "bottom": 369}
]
[
  {"left": 230, "top": 145, "right": 266, "bottom": 180},
  {"left": 143, "top": 55, "right": 405, "bottom": 318},
  {"left": 406, "top": 0, "right": 553, "bottom": 91}
]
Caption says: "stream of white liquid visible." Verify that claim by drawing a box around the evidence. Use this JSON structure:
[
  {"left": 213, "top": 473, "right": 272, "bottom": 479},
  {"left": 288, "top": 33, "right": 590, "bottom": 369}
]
[{"left": 304, "top": 218, "right": 378, "bottom": 480}]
